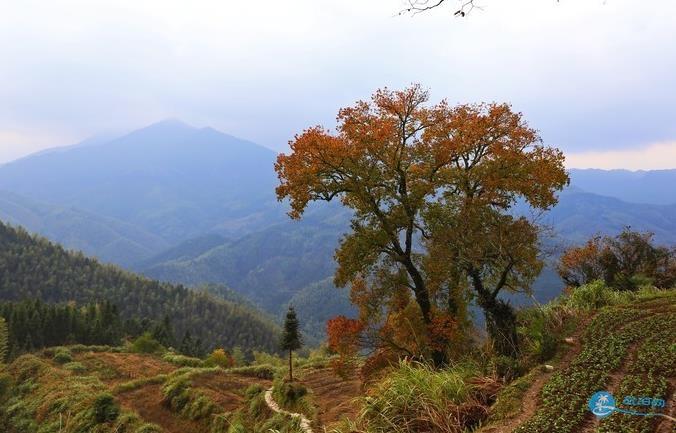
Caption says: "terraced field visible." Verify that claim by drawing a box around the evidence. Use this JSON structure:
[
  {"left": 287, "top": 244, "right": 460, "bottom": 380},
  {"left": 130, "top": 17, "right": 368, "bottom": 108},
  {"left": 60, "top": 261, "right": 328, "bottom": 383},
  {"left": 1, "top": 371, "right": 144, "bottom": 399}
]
[
  {"left": 513, "top": 292, "right": 676, "bottom": 433},
  {"left": 299, "top": 367, "right": 362, "bottom": 429}
]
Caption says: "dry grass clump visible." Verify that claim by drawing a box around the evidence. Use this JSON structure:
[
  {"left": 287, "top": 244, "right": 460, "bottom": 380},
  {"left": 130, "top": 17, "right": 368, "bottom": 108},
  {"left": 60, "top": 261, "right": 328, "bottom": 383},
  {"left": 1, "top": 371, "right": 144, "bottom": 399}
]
[{"left": 349, "top": 361, "right": 496, "bottom": 433}]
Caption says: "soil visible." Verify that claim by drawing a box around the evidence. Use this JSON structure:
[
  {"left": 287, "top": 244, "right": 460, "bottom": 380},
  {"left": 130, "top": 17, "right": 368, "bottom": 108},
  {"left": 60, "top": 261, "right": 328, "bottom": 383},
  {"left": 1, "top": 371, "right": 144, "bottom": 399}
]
[
  {"left": 117, "top": 384, "right": 206, "bottom": 433},
  {"left": 299, "top": 367, "right": 362, "bottom": 429}
]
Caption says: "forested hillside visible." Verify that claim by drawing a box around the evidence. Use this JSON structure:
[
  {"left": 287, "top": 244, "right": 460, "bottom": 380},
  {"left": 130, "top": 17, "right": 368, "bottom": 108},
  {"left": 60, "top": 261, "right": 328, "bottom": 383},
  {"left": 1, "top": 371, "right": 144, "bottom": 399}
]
[
  {"left": 0, "top": 222, "right": 281, "bottom": 353},
  {"left": 141, "top": 205, "right": 351, "bottom": 312},
  {"left": 0, "top": 190, "right": 169, "bottom": 266}
]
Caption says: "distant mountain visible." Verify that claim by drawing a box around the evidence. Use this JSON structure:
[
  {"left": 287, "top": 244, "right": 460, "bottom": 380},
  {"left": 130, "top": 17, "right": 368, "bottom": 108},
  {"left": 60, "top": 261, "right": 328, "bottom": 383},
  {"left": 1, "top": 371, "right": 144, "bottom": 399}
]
[
  {"left": 0, "top": 221, "right": 281, "bottom": 352},
  {"left": 542, "top": 190, "right": 676, "bottom": 245},
  {"left": 0, "top": 119, "right": 284, "bottom": 244},
  {"left": 569, "top": 168, "right": 676, "bottom": 205},
  {"left": 0, "top": 190, "right": 168, "bottom": 266}
]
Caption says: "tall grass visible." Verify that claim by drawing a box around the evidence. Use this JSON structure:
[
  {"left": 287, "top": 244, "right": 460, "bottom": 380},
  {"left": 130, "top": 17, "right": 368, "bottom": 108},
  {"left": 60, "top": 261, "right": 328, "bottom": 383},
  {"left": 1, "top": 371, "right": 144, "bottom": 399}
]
[{"left": 352, "top": 361, "right": 487, "bottom": 433}]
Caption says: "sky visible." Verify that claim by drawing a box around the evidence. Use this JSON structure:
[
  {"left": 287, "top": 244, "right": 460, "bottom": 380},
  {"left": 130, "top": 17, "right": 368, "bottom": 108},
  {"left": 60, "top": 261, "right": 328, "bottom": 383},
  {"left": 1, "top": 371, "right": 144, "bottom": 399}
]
[{"left": 1, "top": 0, "right": 676, "bottom": 169}]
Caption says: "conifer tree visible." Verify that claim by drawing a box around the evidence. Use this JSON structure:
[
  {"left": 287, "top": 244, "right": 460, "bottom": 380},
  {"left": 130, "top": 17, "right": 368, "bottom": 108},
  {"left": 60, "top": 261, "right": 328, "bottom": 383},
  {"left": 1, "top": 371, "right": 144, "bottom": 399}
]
[
  {"left": 0, "top": 317, "right": 8, "bottom": 365},
  {"left": 280, "top": 306, "right": 303, "bottom": 381}
]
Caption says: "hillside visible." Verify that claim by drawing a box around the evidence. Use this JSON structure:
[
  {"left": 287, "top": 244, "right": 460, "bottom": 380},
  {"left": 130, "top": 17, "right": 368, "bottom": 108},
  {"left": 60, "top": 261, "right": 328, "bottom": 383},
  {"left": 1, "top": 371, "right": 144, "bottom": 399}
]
[
  {"left": 0, "top": 190, "right": 169, "bottom": 266},
  {"left": 140, "top": 205, "right": 352, "bottom": 312},
  {"left": 140, "top": 189, "right": 676, "bottom": 318},
  {"left": 485, "top": 290, "right": 676, "bottom": 433},
  {"left": 0, "top": 222, "right": 281, "bottom": 353},
  {"left": 0, "top": 288, "right": 672, "bottom": 433}
]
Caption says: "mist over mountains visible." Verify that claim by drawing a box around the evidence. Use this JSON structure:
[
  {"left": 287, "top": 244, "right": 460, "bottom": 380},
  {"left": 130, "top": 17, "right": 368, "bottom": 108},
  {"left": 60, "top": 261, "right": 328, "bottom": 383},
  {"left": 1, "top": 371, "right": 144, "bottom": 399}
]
[{"left": 1, "top": 120, "right": 674, "bottom": 336}]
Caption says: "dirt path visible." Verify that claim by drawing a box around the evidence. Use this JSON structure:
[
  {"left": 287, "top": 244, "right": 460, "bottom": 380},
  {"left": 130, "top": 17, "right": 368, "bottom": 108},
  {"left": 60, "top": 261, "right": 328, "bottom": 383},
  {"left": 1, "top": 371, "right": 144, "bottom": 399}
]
[
  {"left": 264, "top": 387, "right": 314, "bottom": 433},
  {"left": 479, "top": 316, "right": 592, "bottom": 433}
]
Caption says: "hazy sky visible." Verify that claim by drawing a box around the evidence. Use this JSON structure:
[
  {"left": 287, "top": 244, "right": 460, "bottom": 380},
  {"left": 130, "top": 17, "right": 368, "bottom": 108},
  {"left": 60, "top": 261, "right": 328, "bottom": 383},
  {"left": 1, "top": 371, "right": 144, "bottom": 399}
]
[{"left": 1, "top": 0, "right": 676, "bottom": 169}]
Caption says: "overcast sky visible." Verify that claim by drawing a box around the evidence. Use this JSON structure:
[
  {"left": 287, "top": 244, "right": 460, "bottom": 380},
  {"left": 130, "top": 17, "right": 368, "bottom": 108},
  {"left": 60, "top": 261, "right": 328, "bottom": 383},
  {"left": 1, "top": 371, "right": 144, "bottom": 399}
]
[{"left": 1, "top": 0, "right": 676, "bottom": 169}]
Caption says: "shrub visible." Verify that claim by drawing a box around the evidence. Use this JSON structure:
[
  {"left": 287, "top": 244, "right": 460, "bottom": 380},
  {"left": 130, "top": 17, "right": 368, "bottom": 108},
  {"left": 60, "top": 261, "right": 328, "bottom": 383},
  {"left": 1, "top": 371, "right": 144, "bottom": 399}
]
[
  {"left": 130, "top": 333, "right": 165, "bottom": 354},
  {"left": 162, "top": 375, "right": 191, "bottom": 412},
  {"left": 252, "top": 350, "right": 285, "bottom": 367},
  {"left": 52, "top": 347, "right": 73, "bottom": 364},
  {"left": 492, "top": 355, "right": 523, "bottom": 382},
  {"left": 566, "top": 280, "right": 616, "bottom": 310},
  {"left": 134, "top": 423, "right": 163, "bottom": 433},
  {"left": 63, "top": 361, "right": 87, "bottom": 373},
  {"left": 163, "top": 352, "right": 204, "bottom": 367},
  {"left": 225, "top": 365, "right": 277, "bottom": 380},
  {"left": 93, "top": 393, "right": 120, "bottom": 423},
  {"left": 205, "top": 348, "right": 234, "bottom": 368},
  {"left": 113, "top": 374, "right": 168, "bottom": 394},
  {"left": 275, "top": 381, "right": 307, "bottom": 406},
  {"left": 518, "top": 309, "right": 560, "bottom": 363}
]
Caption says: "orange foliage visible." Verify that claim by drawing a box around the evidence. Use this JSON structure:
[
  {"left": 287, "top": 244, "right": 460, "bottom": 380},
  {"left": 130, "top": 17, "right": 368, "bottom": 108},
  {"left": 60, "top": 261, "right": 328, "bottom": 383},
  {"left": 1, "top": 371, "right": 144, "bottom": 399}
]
[
  {"left": 276, "top": 85, "right": 568, "bottom": 364},
  {"left": 327, "top": 316, "right": 364, "bottom": 356}
]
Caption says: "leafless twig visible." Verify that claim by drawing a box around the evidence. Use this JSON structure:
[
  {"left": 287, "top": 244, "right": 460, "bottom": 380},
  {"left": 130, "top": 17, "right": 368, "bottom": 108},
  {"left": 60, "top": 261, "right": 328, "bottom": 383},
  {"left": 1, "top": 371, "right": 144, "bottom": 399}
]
[{"left": 400, "top": 0, "right": 481, "bottom": 17}]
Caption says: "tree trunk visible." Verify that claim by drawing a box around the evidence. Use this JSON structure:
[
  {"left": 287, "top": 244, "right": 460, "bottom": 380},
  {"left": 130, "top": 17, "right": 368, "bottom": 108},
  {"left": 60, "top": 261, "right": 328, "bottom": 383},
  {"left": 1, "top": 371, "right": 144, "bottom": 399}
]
[
  {"left": 288, "top": 349, "right": 293, "bottom": 382},
  {"left": 401, "top": 258, "right": 447, "bottom": 367},
  {"left": 469, "top": 268, "right": 519, "bottom": 359},
  {"left": 479, "top": 296, "right": 519, "bottom": 359}
]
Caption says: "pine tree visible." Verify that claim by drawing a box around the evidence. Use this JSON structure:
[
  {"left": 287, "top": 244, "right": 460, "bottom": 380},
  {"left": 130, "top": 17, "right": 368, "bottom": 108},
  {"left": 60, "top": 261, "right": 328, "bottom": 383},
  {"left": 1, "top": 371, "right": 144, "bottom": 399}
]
[
  {"left": 280, "top": 306, "right": 303, "bottom": 381},
  {"left": 0, "top": 317, "right": 8, "bottom": 365}
]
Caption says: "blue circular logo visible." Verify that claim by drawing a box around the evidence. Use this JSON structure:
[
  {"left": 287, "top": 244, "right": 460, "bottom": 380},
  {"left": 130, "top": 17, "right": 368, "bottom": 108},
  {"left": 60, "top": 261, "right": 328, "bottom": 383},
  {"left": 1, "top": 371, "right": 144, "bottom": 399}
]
[{"left": 588, "top": 391, "right": 616, "bottom": 418}]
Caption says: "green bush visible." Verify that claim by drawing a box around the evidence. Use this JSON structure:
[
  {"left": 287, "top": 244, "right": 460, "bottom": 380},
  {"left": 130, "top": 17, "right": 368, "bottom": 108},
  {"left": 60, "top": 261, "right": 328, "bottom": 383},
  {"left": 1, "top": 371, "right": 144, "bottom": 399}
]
[
  {"left": 162, "top": 352, "right": 204, "bottom": 367},
  {"left": 225, "top": 364, "right": 277, "bottom": 380},
  {"left": 566, "top": 280, "right": 616, "bottom": 310},
  {"left": 162, "top": 375, "right": 191, "bottom": 412},
  {"left": 518, "top": 309, "right": 559, "bottom": 363},
  {"left": 63, "top": 361, "right": 87, "bottom": 373},
  {"left": 275, "top": 381, "right": 307, "bottom": 406},
  {"left": 113, "top": 374, "right": 168, "bottom": 394},
  {"left": 492, "top": 355, "right": 523, "bottom": 382},
  {"left": 52, "top": 347, "right": 73, "bottom": 364},
  {"left": 134, "top": 423, "right": 163, "bottom": 433},
  {"left": 130, "top": 333, "right": 165, "bottom": 354},
  {"left": 93, "top": 393, "right": 120, "bottom": 423}
]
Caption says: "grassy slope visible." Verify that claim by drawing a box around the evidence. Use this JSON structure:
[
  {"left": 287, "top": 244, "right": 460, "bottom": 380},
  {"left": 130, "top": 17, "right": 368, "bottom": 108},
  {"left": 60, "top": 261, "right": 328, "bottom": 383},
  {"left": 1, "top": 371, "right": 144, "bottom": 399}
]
[{"left": 482, "top": 290, "right": 676, "bottom": 433}]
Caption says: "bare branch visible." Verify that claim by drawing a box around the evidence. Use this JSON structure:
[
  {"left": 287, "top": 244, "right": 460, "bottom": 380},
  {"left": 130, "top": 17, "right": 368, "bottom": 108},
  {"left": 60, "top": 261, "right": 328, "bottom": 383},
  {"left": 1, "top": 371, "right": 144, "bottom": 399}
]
[{"left": 400, "top": 0, "right": 481, "bottom": 17}]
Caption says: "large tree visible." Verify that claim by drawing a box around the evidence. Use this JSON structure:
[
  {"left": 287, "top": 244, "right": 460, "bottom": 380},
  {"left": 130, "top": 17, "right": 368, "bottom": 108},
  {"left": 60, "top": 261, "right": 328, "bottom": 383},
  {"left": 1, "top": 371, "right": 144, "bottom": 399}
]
[{"left": 275, "top": 85, "right": 568, "bottom": 364}]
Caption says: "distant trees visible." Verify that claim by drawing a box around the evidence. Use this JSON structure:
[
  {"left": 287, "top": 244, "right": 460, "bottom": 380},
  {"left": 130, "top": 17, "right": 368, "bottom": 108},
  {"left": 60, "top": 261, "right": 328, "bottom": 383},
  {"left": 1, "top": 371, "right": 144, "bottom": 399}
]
[
  {"left": 280, "top": 306, "right": 303, "bottom": 381},
  {"left": 0, "top": 221, "right": 281, "bottom": 354},
  {"left": 558, "top": 228, "right": 676, "bottom": 290},
  {"left": 0, "top": 300, "right": 128, "bottom": 357},
  {"left": 276, "top": 85, "right": 567, "bottom": 364}
]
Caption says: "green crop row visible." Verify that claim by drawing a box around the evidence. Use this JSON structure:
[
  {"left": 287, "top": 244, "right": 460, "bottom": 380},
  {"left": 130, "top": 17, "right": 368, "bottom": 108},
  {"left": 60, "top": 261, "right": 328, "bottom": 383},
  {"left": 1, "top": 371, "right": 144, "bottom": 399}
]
[{"left": 514, "top": 307, "right": 672, "bottom": 433}]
